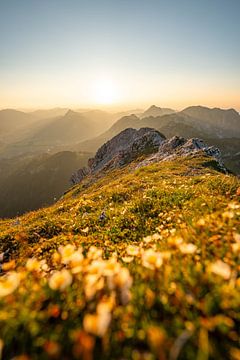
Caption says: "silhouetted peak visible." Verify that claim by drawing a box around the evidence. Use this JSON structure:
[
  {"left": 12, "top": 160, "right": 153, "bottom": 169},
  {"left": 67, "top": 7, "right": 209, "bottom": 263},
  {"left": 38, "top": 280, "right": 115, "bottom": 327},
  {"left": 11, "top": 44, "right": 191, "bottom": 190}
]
[
  {"left": 64, "top": 109, "right": 77, "bottom": 117},
  {"left": 141, "top": 105, "right": 175, "bottom": 118}
]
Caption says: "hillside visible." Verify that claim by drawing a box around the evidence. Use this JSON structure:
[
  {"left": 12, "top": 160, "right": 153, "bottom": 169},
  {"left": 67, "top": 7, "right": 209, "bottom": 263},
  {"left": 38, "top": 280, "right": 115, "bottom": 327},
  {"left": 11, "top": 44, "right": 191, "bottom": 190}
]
[
  {"left": 206, "top": 138, "right": 240, "bottom": 174},
  {"left": 0, "top": 151, "right": 92, "bottom": 218},
  {"left": 0, "top": 108, "right": 118, "bottom": 159},
  {"left": 0, "top": 109, "right": 38, "bottom": 137},
  {"left": 0, "top": 144, "right": 239, "bottom": 359},
  {"left": 181, "top": 106, "right": 240, "bottom": 133}
]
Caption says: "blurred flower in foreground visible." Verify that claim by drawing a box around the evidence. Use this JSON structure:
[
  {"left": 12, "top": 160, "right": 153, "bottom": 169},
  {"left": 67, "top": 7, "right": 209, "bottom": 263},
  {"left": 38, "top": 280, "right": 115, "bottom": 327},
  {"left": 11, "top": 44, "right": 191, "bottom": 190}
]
[
  {"left": 209, "top": 260, "right": 231, "bottom": 280},
  {"left": 58, "top": 244, "right": 76, "bottom": 264},
  {"left": 26, "top": 258, "right": 48, "bottom": 272},
  {"left": 142, "top": 249, "right": 163, "bottom": 270},
  {"left": 26, "top": 258, "right": 41, "bottom": 272},
  {"left": 232, "top": 233, "right": 240, "bottom": 253},
  {"left": 68, "top": 251, "right": 83, "bottom": 274},
  {"left": 49, "top": 269, "right": 72, "bottom": 291},
  {"left": 83, "top": 298, "right": 113, "bottom": 337},
  {"left": 0, "top": 271, "right": 20, "bottom": 297},
  {"left": 87, "top": 246, "right": 103, "bottom": 260},
  {"left": 179, "top": 243, "right": 197, "bottom": 254},
  {"left": 126, "top": 245, "right": 140, "bottom": 256}
]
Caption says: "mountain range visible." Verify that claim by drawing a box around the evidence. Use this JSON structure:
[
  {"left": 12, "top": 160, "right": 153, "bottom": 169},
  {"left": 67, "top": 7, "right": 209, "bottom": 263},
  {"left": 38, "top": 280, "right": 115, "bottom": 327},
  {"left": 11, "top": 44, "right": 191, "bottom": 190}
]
[
  {"left": 0, "top": 104, "right": 239, "bottom": 218},
  {"left": 73, "top": 105, "right": 240, "bottom": 173}
]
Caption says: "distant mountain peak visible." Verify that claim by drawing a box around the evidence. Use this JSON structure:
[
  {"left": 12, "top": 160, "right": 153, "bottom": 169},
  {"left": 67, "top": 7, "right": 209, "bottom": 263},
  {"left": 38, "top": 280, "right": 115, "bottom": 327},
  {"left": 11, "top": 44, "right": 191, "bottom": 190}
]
[
  {"left": 148, "top": 105, "right": 161, "bottom": 110},
  {"left": 64, "top": 109, "right": 77, "bottom": 117},
  {"left": 141, "top": 105, "right": 175, "bottom": 118}
]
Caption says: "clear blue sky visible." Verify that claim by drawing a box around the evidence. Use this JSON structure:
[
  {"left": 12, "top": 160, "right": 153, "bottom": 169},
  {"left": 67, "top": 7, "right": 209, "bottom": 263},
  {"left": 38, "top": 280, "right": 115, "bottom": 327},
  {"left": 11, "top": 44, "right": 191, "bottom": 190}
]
[{"left": 0, "top": 0, "right": 239, "bottom": 110}]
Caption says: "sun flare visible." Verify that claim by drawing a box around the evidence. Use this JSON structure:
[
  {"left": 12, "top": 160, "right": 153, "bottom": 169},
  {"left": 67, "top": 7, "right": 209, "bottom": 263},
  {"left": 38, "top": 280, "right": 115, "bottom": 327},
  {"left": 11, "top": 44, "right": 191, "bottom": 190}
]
[{"left": 92, "top": 78, "right": 120, "bottom": 105}]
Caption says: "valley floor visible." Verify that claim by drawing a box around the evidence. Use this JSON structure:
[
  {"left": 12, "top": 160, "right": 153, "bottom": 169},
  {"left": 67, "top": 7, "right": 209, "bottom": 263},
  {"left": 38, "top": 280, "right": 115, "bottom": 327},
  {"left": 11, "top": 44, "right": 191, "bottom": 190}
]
[{"left": 0, "top": 155, "right": 239, "bottom": 359}]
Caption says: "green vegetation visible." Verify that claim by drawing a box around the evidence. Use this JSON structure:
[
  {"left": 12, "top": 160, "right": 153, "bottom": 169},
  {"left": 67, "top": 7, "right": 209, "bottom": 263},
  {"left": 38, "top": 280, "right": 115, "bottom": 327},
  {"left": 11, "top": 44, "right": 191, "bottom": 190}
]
[{"left": 0, "top": 155, "right": 239, "bottom": 360}]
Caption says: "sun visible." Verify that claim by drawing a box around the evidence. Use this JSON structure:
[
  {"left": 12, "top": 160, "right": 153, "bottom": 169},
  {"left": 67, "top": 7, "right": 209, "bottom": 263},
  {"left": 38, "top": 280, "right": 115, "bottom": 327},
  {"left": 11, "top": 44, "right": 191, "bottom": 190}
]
[{"left": 92, "top": 78, "right": 120, "bottom": 105}]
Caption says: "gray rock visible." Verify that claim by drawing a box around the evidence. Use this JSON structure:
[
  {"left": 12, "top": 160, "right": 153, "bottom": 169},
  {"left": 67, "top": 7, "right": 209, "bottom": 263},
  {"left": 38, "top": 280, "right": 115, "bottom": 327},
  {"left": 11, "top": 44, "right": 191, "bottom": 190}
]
[
  {"left": 137, "top": 136, "right": 226, "bottom": 172},
  {"left": 71, "top": 128, "right": 166, "bottom": 184},
  {"left": 71, "top": 131, "right": 227, "bottom": 185}
]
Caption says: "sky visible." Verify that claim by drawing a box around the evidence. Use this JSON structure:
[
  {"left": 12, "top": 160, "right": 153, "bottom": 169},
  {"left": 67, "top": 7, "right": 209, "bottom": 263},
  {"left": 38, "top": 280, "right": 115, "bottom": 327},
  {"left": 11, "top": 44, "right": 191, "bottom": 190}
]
[{"left": 0, "top": 0, "right": 240, "bottom": 111}]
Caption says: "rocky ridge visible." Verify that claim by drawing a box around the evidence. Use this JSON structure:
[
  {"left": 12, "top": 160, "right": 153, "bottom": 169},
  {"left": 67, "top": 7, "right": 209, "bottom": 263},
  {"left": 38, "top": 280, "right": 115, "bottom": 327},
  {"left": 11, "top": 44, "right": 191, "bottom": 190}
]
[
  {"left": 71, "top": 128, "right": 227, "bottom": 184},
  {"left": 71, "top": 128, "right": 166, "bottom": 184},
  {"left": 137, "top": 136, "right": 226, "bottom": 171}
]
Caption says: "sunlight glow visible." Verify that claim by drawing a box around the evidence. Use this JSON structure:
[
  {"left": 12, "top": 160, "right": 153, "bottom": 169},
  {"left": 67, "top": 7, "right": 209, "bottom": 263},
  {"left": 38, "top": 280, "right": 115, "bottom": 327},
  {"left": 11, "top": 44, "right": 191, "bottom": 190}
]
[{"left": 92, "top": 78, "right": 120, "bottom": 105}]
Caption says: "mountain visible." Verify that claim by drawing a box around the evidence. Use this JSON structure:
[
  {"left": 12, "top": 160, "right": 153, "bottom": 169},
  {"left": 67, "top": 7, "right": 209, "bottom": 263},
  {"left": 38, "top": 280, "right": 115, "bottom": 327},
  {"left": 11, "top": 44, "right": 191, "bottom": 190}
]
[
  {"left": 29, "top": 108, "right": 69, "bottom": 120},
  {"left": 140, "top": 105, "right": 175, "bottom": 118},
  {"left": 78, "top": 109, "right": 120, "bottom": 133},
  {"left": 181, "top": 105, "right": 240, "bottom": 133},
  {"left": 108, "top": 105, "right": 240, "bottom": 139},
  {"left": 0, "top": 109, "right": 38, "bottom": 137},
  {"left": 0, "top": 109, "right": 121, "bottom": 159},
  {"left": 71, "top": 128, "right": 225, "bottom": 184},
  {"left": 0, "top": 131, "right": 239, "bottom": 359},
  {"left": 27, "top": 110, "right": 96, "bottom": 146},
  {"left": 71, "top": 128, "right": 166, "bottom": 184},
  {"left": 0, "top": 151, "right": 92, "bottom": 218},
  {"left": 74, "top": 105, "right": 240, "bottom": 173},
  {"left": 205, "top": 137, "right": 240, "bottom": 174}
]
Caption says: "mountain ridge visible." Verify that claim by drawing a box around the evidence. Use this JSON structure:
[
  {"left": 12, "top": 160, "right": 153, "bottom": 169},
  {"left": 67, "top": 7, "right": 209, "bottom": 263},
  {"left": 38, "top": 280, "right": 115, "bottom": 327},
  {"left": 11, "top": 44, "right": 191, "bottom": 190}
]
[
  {"left": 71, "top": 128, "right": 226, "bottom": 185},
  {"left": 0, "top": 140, "right": 239, "bottom": 359}
]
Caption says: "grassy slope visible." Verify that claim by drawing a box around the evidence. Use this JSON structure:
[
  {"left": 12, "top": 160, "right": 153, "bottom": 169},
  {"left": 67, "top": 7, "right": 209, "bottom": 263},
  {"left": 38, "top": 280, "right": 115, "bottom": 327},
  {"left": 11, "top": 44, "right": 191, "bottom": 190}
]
[{"left": 0, "top": 155, "right": 239, "bottom": 360}]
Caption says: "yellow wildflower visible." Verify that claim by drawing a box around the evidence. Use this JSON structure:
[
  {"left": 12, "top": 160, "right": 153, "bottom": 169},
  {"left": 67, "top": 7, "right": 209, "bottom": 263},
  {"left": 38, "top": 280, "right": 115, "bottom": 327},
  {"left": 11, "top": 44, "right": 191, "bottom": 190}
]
[
  {"left": 114, "top": 267, "right": 132, "bottom": 289},
  {"left": 83, "top": 298, "right": 112, "bottom": 337},
  {"left": 68, "top": 251, "right": 83, "bottom": 274},
  {"left": 168, "top": 236, "right": 183, "bottom": 247},
  {"left": 142, "top": 249, "right": 163, "bottom": 270},
  {"left": 58, "top": 244, "right": 76, "bottom": 264},
  {"left": 179, "top": 243, "right": 197, "bottom": 254},
  {"left": 49, "top": 269, "right": 72, "bottom": 291},
  {"left": 103, "top": 258, "right": 121, "bottom": 277},
  {"left": 87, "top": 246, "right": 103, "bottom": 260},
  {"left": 26, "top": 258, "right": 48, "bottom": 272},
  {"left": 84, "top": 274, "right": 104, "bottom": 300},
  {"left": 87, "top": 259, "right": 106, "bottom": 275},
  {"left": 0, "top": 272, "right": 20, "bottom": 297},
  {"left": 210, "top": 260, "right": 231, "bottom": 280},
  {"left": 126, "top": 245, "right": 140, "bottom": 256},
  {"left": 122, "top": 256, "right": 134, "bottom": 263}
]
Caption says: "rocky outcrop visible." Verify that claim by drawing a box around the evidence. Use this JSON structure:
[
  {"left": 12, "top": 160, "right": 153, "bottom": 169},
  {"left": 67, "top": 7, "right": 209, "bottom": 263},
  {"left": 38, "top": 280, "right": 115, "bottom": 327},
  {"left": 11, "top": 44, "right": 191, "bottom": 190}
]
[
  {"left": 70, "top": 128, "right": 166, "bottom": 184},
  {"left": 71, "top": 130, "right": 227, "bottom": 185},
  {"left": 137, "top": 136, "right": 226, "bottom": 172}
]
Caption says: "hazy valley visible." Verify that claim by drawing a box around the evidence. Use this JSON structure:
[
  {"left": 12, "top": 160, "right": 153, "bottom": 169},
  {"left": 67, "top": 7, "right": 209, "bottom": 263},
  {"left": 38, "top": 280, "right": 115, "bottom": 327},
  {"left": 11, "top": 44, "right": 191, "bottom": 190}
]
[{"left": 0, "top": 104, "right": 239, "bottom": 218}]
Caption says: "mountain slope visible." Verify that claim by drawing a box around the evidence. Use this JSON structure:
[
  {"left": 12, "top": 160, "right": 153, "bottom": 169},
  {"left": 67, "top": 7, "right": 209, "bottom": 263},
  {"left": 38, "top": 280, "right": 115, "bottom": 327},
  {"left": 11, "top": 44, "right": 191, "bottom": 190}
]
[
  {"left": 0, "top": 109, "right": 120, "bottom": 159},
  {"left": 27, "top": 110, "right": 96, "bottom": 146},
  {"left": 71, "top": 128, "right": 226, "bottom": 185},
  {"left": 0, "top": 151, "right": 92, "bottom": 218},
  {"left": 0, "top": 142, "right": 239, "bottom": 359},
  {"left": 0, "top": 109, "right": 38, "bottom": 137},
  {"left": 29, "top": 108, "right": 69, "bottom": 120},
  {"left": 181, "top": 105, "right": 240, "bottom": 132},
  {"left": 205, "top": 138, "right": 240, "bottom": 174}
]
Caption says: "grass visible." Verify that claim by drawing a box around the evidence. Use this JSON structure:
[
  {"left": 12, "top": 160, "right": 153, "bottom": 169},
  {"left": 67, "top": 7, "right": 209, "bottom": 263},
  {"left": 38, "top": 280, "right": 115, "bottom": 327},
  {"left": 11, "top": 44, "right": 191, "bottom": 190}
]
[{"left": 0, "top": 155, "right": 239, "bottom": 360}]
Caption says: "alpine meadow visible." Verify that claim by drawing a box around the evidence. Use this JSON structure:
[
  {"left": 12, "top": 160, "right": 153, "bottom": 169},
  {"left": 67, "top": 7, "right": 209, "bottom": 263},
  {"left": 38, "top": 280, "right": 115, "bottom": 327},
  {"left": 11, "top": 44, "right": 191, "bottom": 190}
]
[{"left": 0, "top": 1, "right": 239, "bottom": 359}]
